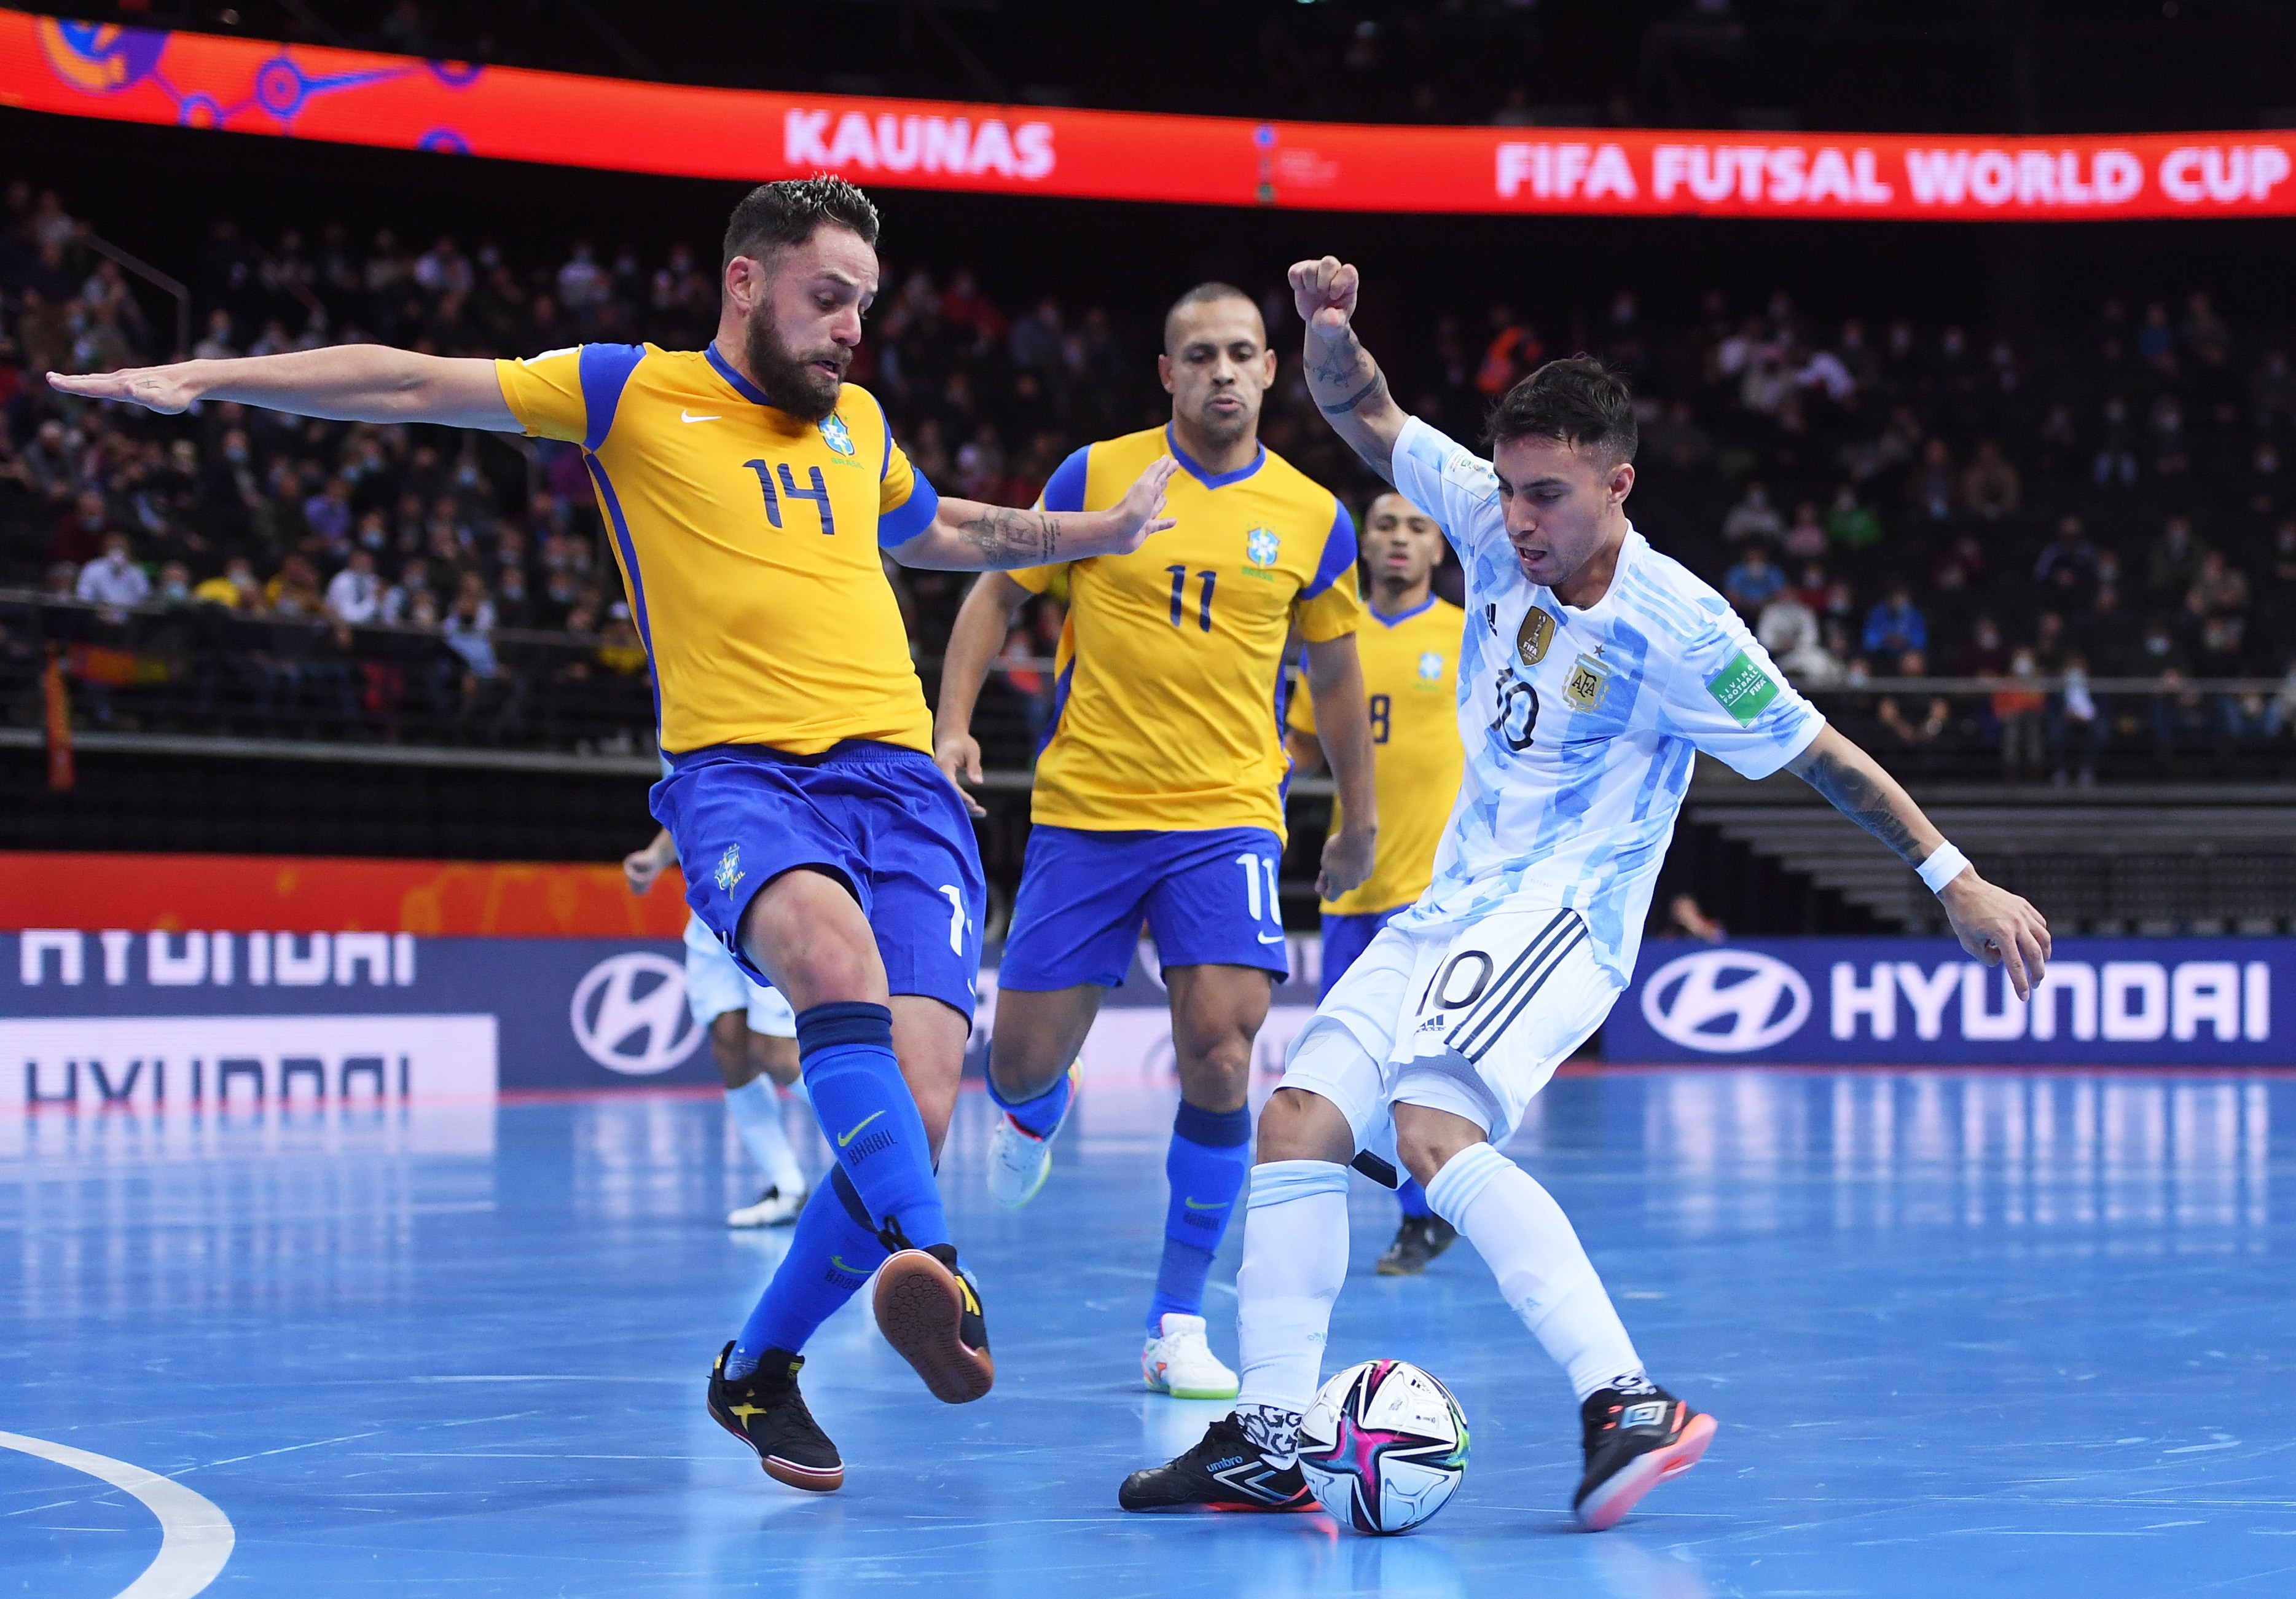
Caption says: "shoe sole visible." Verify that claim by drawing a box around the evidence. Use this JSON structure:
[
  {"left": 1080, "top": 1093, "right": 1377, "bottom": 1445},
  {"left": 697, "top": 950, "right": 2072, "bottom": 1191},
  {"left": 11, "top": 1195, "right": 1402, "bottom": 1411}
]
[
  {"left": 1118, "top": 1496, "right": 1321, "bottom": 1514},
  {"left": 707, "top": 1407, "right": 844, "bottom": 1494},
  {"left": 873, "top": 1250, "right": 995, "bottom": 1404},
  {"left": 1374, "top": 1256, "right": 1425, "bottom": 1276},
  {"left": 1575, "top": 1413, "right": 1717, "bottom": 1532}
]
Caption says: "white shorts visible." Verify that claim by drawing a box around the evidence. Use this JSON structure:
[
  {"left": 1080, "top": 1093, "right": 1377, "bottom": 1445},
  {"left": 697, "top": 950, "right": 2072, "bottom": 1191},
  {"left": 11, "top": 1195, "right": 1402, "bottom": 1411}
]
[
  {"left": 1279, "top": 906, "right": 1622, "bottom": 1148},
  {"left": 682, "top": 916, "right": 797, "bottom": 1037}
]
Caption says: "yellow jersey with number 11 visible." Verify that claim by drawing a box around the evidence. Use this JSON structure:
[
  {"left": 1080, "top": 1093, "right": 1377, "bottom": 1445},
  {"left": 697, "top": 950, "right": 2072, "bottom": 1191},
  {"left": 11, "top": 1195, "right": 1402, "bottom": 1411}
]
[
  {"left": 495, "top": 342, "right": 939, "bottom": 756},
  {"left": 1288, "top": 594, "right": 1465, "bottom": 915},
  {"left": 1010, "top": 425, "right": 1362, "bottom": 837}
]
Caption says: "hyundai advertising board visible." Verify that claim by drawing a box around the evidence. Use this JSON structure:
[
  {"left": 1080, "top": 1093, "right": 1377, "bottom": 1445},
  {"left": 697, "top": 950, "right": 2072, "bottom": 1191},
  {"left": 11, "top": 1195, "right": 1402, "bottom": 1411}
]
[{"left": 1611, "top": 937, "right": 2292, "bottom": 1066}]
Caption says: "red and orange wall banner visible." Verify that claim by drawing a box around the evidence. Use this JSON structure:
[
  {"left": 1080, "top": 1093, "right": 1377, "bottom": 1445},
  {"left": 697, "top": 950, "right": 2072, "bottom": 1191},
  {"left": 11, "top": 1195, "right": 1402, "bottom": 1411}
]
[
  {"left": 0, "top": 852, "right": 689, "bottom": 937},
  {"left": 5, "top": 10, "right": 2294, "bottom": 221}
]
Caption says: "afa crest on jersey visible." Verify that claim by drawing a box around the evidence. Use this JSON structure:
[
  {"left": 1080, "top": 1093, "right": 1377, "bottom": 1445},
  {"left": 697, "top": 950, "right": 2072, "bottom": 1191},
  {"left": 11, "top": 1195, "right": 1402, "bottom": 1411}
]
[
  {"left": 1245, "top": 526, "right": 1282, "bottom": 569},
  {"left": 818, "top": 414, "right": 856, "bottom": 457},
  {"left": 1564, "top": 653, "right": 1613, "bottom": 711}
]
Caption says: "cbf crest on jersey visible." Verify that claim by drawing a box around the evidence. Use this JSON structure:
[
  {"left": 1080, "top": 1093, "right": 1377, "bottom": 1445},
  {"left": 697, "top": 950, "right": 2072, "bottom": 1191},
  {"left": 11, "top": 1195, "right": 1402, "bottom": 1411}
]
[
  {"left": 1564, "top": 652, "right": 1613, "bottom": 711},
  {"left": 1516, "top": 607, "right": 1555, "bottom": 666},
  {"left": 1417, "top": 651, "right": 1445, "bottom": 682},
  {"left": 1245, "top": 526, "right": 1282, "bottom": 571},
  {"left": 819, "top": 414, "right": 856, "bottom": 457}
]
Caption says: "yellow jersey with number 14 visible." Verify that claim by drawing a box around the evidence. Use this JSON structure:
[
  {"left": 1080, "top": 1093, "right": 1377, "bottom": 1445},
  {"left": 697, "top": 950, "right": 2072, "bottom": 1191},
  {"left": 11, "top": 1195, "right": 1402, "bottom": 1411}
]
[
  {"left": 495, "top": 342, "right": 939, "bottom": 756},
  {"left": 1011, "top": 425, "right": 1362, "bottom": 838},
  {"left": 1287, "top": 595, "right": 1465, "bottom": 915}
]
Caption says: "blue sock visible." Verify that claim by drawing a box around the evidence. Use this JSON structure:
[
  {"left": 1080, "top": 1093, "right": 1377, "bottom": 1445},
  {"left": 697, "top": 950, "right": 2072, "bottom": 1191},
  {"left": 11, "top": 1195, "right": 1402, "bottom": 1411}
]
[
  {"left": 727, "top": 1168, "right": 886, "bottom": 1378},
  {"left": 796, "top": 1002, "right": 950, "bottom": 1254},
  {"left": 985, "top": 1048, "right": 1073, "bottom": 1140},
  {"left": 1397, "top": 1177, "right": 1434, "bottom": 1219},
  {"left": 1149, "top": 1101, "right": 1251, "bottom": 1330}
]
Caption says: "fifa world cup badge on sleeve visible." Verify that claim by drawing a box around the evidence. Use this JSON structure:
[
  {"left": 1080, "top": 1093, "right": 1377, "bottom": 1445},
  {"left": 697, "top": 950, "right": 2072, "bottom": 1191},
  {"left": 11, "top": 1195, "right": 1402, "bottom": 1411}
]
[{"left": 1704, "top": 651, "right": 1783, "bottom": 726}]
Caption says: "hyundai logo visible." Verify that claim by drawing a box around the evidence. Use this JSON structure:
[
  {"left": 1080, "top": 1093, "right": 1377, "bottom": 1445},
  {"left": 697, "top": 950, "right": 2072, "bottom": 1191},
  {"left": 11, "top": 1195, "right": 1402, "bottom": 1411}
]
[
  {"left": 1640, "top": 948, "right": 1811, "bottom": 1054},
  {"left": 570, "top": 953, "right": 704, "bottom": 1074}
]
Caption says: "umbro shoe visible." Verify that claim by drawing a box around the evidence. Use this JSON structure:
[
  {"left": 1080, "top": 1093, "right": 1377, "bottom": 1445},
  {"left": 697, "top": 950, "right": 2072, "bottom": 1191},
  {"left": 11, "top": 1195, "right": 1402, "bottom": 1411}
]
[
  {"left": 872, "top": 1243, "right": 994, "bottom": 1404},
  {"left": 1141, "top": 1312, "right": 1240, "bottom": 1401},
  {"left": 1118, "top": 1409, "right": 1318, "bottom": 1513},
  {"left": 1572, "top": 1383, "right": 1717, "bottom": 1531},
  {"left": 726, "top": 1185, "right": 805, "bottom": 1228},
  {"left": 986, "top": 1064, "right": 1079, "bottom": 1209},
  {"left": 1374, "top": 1214, "right": 1459, "bottom": 1276},
  {"left": 706, "top": 1342, "right": 844, "bottom": 1493}
]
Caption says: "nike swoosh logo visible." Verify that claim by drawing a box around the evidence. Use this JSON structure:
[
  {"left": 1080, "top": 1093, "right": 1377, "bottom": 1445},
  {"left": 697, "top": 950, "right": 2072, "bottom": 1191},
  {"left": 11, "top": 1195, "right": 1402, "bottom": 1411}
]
[
  {"left": 1182, "top": 1197, "right": 1224, "bottom": 1210},
  {"left": 1258, "top": 932, "right": 1288, "bottom": 945},
  {"left": 837, "top": 1110, "right": 885, "bottom": 1147},
  {"left": 680, "top": 409, "right": 721, "bottom": 423}
]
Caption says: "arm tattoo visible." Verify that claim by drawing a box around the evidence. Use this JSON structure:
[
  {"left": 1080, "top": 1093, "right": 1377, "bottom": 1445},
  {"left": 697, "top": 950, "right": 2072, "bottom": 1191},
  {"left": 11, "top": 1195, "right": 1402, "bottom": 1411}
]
[
  {"left": 955, "top": 506, "right": 1060, "bottom": 566},
  {"left": 1318, "top": 373, "right": 1388, "bottom": 416},
  {"left": 1795, "top": 748, "right": 1924, "bottom": 865}
]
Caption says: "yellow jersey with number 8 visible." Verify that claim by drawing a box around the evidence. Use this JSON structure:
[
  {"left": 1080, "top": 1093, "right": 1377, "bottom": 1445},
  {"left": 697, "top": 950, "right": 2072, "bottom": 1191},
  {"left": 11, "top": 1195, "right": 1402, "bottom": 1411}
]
[
  {"left": 1288, "top": 595, "right": 1465, "bottom": 915},
  {"left": 495, "top": 342, "right": 939, "bottom": 756},
  {"left": 1010, "top": 425, "right": 1362, "bottom": 837}
]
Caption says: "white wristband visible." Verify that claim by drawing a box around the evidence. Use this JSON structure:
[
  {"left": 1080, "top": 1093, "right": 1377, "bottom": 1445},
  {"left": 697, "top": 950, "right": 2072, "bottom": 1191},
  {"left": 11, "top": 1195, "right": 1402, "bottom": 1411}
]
[{"left": 1917, "top": 842, "right": 1970, "bottom": 895}]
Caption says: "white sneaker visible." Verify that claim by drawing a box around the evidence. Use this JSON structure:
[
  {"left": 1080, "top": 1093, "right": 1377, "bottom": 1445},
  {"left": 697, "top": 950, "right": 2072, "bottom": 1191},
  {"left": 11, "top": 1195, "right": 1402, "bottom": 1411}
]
[
  {"left": 726, "top": 1185, "right": 805, "bottom": 1228},
  {"left": 985, "top": 1064, "right": 1078, "bottom": 1210},
  {"left": 1141, "top": 1313, "right": 1239, "bottom": 1401}
]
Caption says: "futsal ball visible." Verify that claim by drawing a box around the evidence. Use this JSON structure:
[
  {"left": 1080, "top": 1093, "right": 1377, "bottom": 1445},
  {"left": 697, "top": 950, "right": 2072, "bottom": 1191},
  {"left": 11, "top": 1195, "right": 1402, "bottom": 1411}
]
[{"left": 1296, "top": 1359, "right": 1469, "bottom": 1534}]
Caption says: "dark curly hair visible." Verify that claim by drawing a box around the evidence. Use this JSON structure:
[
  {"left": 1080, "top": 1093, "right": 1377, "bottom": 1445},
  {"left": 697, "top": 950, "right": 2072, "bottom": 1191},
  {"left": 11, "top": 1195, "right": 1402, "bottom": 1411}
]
[
  {"left": 721, "top": 175, "right": 881, "bottom": 269},
  {"left": 1485, "top": 355, "right": 1638, "bottom": 466}
]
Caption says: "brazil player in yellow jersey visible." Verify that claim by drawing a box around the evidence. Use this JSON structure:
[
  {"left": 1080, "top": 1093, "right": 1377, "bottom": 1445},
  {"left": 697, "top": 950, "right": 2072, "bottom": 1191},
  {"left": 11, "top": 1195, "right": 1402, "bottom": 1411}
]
[
  {"left": 1284, "top": 490, "right": 1467, "bottom": 1276},
  {"left": 52, "top": 176, "right": 1181, "bottom": 1495},
  {"left": 934, "top": 284, "right": 1379, "bottom": 1401}
]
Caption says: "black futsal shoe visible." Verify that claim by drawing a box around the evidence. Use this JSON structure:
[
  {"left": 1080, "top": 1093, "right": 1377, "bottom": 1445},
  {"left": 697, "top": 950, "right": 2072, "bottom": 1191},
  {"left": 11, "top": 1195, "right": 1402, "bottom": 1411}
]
[
  {"left": 1375, "top": 1214, "right": 1460, "bottom": 1276},
  {"left": 1572, "top": 1383, "right": 1717, "bottom": 1531},
  {"left": 872, "top": 1243, "right": 995, "bottom": 1404},
  {"left": 707, "top": 1342, "right": 844, "bottom": 1493},
  {"left": 1118, "top": 1413, "right": 1319, "bottom": 1514}
]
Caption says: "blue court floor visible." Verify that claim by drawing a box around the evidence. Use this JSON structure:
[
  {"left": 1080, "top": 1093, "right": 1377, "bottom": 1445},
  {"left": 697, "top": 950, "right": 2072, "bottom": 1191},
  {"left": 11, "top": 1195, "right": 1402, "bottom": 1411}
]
[{"left": 3, "top": 1069, "right": 2291, "bottom": 1598}]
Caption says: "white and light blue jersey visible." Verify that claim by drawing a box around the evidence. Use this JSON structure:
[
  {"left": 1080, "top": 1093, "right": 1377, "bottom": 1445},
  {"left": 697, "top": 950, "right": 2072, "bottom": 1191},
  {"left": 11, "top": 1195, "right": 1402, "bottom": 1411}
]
[{"left": 1389, "top": 416, "right": 1825, "bottom": 981}]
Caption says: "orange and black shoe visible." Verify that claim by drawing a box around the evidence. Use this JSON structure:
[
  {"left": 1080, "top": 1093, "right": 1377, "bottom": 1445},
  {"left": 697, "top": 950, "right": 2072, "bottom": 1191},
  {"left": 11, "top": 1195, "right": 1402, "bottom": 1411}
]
[
  {"left": 706, "top": 1342, "right": 844, "bottom": 1493},
  {"left": 1572, "top": 1382, "right": 1717, "bottom": 1531},
  {"left": 1118, "top": 1410, "right": 1320, "bottom": 1514},
  {"left": 872, "top": 1243, "right": 995, "bottom": 1404}
]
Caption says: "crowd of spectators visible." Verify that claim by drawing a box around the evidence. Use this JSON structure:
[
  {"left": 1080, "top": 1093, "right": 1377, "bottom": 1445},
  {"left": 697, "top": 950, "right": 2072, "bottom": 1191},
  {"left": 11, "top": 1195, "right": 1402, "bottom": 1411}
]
[{"left": 5, "top": 174, "right": 2296, "bottom": 781}]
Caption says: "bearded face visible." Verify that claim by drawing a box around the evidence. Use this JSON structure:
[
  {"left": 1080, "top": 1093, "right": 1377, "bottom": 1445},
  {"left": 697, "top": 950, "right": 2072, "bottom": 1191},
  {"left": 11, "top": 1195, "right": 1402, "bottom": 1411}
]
[{"left": 744, "top": 301, "right": 848, "bottom": 423}]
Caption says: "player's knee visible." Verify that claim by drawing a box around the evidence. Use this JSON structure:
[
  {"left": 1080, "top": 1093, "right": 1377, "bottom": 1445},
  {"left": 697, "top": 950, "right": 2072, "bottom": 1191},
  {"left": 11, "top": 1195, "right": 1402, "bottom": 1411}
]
[
  {"left": 750, "top": 1032, "right": 799, "bottom": 1089},
  {"left": 1256, "top": 1086, "right": 1352, "bottom": 1166},
  {"left": 1395, "top": 1117, "right": 1486, "bottom": 1190}
]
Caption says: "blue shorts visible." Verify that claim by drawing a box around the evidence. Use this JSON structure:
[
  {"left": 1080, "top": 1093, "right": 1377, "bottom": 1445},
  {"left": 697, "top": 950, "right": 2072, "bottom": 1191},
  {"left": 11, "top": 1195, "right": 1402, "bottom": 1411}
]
[
  {"left": 998, "top": 825, "right": 1290, "bottom": 991},
  {"left": 1319, "top": 907, "right": 1406, "bottom": 1000},
  {"left": 652, "top": 740, "right": 987, "bottom": 1021}
]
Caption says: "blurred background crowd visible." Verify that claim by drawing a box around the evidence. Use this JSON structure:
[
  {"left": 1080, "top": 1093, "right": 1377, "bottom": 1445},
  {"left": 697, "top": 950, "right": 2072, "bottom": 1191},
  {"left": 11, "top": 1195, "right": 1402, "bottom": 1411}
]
[{"left": 6, "top": 173, "right": 2296, "bottom": 780}]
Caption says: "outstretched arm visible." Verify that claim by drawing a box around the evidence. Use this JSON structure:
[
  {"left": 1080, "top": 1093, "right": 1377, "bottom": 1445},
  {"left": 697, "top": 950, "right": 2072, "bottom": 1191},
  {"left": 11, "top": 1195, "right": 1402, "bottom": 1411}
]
[
  {"left": 1785, "top": 723, "right": 2052, "bottom": 996},
  {"left": 888, "top": 458, "right": 1177, "bottom": 571},
  {"left": 47, "top": 347, "right": 519, "bottom": 430},
  {"left": 931, "top": 571, "right": 1035, "bottom": 817},
  {"left": 1288, "top": 256, "right": 1409, "bottom": 483}
]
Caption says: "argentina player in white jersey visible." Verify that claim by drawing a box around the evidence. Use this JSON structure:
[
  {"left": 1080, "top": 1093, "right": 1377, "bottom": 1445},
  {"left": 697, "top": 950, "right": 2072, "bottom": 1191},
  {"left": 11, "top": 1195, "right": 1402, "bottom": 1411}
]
[{"left": 1120, "top": 256, "right": 2051, "bottom": 1530}]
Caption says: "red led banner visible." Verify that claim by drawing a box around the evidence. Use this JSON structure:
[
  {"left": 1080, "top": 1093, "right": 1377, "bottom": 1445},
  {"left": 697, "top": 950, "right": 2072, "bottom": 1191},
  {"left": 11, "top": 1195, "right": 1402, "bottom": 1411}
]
[{"left": 5, "top": 10, "right": 2294, "bottom": 219}]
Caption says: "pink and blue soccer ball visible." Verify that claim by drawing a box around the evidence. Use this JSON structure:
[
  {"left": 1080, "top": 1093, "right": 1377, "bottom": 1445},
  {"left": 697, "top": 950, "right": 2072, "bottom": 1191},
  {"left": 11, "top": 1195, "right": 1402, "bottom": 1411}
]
[{"left": 1297, "top": 1359, "right": 1470, "bottom": 1534}]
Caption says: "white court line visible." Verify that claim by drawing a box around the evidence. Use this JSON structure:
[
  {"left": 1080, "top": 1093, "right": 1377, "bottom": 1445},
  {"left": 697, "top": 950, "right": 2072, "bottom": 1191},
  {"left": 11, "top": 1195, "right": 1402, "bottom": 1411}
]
[{"left": 0, "top": 1430, "right": 233, "bottom": 1599}]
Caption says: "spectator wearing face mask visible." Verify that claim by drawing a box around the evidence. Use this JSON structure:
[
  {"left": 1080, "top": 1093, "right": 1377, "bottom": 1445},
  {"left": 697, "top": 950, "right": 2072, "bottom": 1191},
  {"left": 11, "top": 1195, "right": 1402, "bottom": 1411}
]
[
  {"left": 75, "top": 531, "right": 149, "bottom": 610},
  {"left": 326, "top": 548, "right": 383, "bottom": 625}
]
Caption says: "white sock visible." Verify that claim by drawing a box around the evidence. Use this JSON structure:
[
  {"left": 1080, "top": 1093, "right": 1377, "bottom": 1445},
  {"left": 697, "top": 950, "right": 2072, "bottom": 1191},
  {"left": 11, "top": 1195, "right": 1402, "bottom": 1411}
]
[
  {"left": 1234, "top": 1159, "right": 1351, "bottom": 1423},
  {"left": 724, "top": 1078, "right": 804, "bottom": 1194},
  {"left": 1424, "top": 1142, "right": 1643, "bottom": 1402}
]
